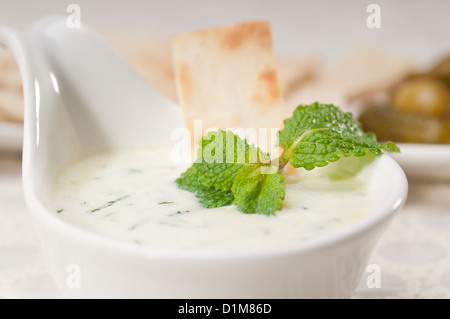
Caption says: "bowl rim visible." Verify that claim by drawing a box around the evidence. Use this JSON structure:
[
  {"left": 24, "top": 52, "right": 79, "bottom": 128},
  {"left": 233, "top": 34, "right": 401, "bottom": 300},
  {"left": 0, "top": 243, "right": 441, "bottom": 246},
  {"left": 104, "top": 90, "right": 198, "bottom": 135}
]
[{"left": 22, "top": 153, "right": 408, "bottom": 261}]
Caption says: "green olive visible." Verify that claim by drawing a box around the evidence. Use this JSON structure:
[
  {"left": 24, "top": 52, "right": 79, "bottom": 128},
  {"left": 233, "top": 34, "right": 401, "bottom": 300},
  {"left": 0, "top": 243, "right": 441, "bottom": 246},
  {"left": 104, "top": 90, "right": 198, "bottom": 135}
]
[
  {"left": 391, "top": 77, "right": 450, "bottom": 117},
  {"left": 358, "top": 104, "right": 450, "bottom": 144},
  {"left": 429, "top": 56, "right": 450, "bottom": 86}
]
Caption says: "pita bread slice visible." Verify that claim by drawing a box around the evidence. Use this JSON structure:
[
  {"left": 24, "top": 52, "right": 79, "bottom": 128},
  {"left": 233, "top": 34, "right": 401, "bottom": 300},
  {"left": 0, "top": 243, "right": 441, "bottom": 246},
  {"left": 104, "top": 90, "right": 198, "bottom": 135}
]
[
  {"left": 0, "top": 89, "right": 24, "bottom": 123},
  {"left": 283, "top": 81, "right": 347, "bottom": 116},
  {"left": 319, "top": 46, "right": 414, "bottom": 101},
  {"left": 171, "top": 21, "right": 284, "bottom": 151},
  {"left": 277, "top": 55, "right": 319, "bottom": 98},
  {"left": 103, "top": 32, "right": 178, "bottom": 103},
  {"left": 0, "top": 48, "right": 24, "bottom": 123}
]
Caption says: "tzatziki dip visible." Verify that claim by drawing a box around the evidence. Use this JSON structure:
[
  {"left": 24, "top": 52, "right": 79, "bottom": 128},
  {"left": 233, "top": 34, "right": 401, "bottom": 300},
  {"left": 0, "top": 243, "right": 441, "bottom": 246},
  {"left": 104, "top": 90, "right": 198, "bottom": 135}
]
[{"left": 50, "top": 146, "right": 372, "bottom": 253}]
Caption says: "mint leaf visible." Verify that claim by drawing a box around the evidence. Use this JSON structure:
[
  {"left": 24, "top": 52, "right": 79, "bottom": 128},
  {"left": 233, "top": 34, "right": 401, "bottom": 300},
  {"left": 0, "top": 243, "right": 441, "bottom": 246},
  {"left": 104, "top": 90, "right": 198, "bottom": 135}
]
[
  {"left": 176, "top": 130, "right": 275, "bottom": 212},
  {"left": 197, "top": 187, "right": 234, "bottom": 208},
  {"left": 232, "top": 165, "right": 285, "bottom": 216},
  {"left": 175, "top": 102, "right": 399, "bottom": 215},
  {"left": 175, "top": 166, "right": 234, "bottom": 208},
  {"left": 193, "top": 162, "right": 246, "bottom": 191},
  {"left": 197, "top": 129, "right": 270, "bottom": 164},
  {"left": 194, "top": 130, "right": 270, "bottom": 190},
  {"left": 278, "top": 102, "right": 399, "bottom": 170}
]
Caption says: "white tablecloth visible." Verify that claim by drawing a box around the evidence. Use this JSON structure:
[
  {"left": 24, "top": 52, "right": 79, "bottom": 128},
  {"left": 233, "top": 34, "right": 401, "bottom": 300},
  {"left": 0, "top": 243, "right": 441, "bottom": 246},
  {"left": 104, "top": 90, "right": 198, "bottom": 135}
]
[{"left": 1, "top": 150, "right": 450, "bottom": 299}]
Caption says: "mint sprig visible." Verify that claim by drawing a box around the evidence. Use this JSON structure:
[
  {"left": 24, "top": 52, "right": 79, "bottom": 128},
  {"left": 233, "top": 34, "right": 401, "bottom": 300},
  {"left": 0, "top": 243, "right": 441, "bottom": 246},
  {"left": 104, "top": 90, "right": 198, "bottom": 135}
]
[
  {"left": 175, "top": 130, "right": 282, "bottom": 214},
  {"left": 175, "top": 102, "right": 399, "bottom": 215},
  {"left": 277, "top": 103, "right": 399, "bottom": 170},
  {"left": 232, "top": 165, "right": 285, "bottom": 215}
]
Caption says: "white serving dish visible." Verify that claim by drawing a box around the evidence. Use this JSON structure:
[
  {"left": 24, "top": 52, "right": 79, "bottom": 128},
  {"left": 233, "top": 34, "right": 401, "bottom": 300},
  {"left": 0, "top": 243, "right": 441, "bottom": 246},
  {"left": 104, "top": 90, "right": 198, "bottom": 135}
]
[
  {"left": 389, "top": 143, "right": 450, "bottom": 181},
  {"left": 0, "top": 16, "right": 408, "bottom": 299}
]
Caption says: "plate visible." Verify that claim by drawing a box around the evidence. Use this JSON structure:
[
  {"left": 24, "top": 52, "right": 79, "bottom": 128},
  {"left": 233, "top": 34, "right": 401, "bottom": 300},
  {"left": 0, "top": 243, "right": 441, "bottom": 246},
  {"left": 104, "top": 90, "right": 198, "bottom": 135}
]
[
  {"left": 0, "top": 121, "right": 23, "bottom": 152},
  {"left": 389, "top": 143, "right": 450, "bottom": 181}
]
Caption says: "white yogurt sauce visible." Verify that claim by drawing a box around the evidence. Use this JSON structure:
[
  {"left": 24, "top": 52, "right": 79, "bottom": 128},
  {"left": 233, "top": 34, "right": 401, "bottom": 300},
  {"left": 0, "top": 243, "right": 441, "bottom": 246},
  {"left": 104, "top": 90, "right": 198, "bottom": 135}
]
[{"left": 50, "top": 147, "right": 372, "bottom": 253}]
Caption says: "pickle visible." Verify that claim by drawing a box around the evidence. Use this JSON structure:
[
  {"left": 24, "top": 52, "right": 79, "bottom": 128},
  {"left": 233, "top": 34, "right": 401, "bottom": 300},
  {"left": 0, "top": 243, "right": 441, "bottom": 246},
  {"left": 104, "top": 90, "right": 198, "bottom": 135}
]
[
  {"left": 428, "top": 55, "right": 450, "bottom": 87},
  {"left": 358, "top": 103, "right": 450, "bottom": 144},
  {"left": 391, "top": 77, "right": 450, "bottom": 118},
  {"left": 358, "top": 55, "right": 450, "bottom": 144}
]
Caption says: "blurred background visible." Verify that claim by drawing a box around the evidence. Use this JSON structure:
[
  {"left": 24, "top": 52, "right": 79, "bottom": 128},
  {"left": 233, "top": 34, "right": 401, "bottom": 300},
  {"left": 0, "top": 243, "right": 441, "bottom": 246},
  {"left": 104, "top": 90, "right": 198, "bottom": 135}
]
[
  {"left": 2, "top": 0, "right": 450, "bottom": 145},
  {"left": 0, "top": 0, "right": 449, "bottom": 63},
  {"left": 1, "top": 0, "right": 450, "bottom": 299}
]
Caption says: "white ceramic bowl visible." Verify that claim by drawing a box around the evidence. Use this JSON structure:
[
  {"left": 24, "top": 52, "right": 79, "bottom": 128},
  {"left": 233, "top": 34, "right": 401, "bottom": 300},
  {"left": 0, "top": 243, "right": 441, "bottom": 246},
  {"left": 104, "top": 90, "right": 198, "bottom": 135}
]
[{"left": 0, "top": 16, "right": 408, "bottom": 299}]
